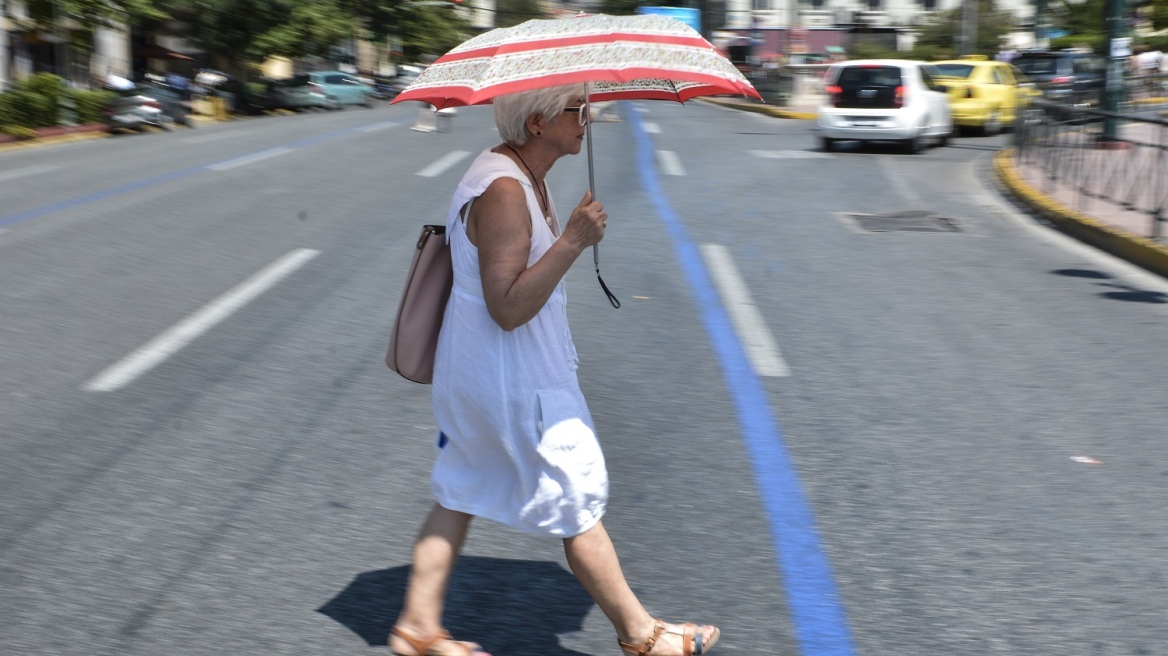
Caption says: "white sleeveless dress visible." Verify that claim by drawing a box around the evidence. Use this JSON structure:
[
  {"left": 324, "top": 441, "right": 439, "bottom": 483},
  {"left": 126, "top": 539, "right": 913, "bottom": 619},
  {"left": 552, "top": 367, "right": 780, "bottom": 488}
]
[{"left": 429, "top": 148, "right": 608, "bottom": 537}]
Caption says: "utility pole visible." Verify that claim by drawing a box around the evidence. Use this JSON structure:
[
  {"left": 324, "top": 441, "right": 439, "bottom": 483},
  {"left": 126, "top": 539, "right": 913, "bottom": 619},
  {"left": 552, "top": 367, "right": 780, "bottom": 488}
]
[
  {"left": 1033, "top": 0, "right": 1048, "bottom": 50},
  {"left": 1, "top": 0, "right": 9, "bottom": 92},
  {"left": 1102, "top": 0, "right": 1129, "bottom": 144},
  {"left": 959, "top": 0, "right": 979, "bottom": 56}
]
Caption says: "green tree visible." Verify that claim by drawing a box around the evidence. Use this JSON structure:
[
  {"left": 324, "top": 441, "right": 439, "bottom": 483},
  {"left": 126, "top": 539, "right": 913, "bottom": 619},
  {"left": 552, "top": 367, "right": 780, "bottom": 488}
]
[
  {"left": 1050, "top": 0, "right": 1107, "bottom": 38},
  {"left": 17, "top": 0, "right": 165, "bottom": 29},
  {"left": 1151, "top": 0, "right": 1168, "bottom": 30},
  {"left": 914, "top": 0, "right": 1016, "bottom": 57},
  {"left": 600, "top": 0, "right": 646, "bottom": 15},
  {"left": 495, "top": 0, "right": 544, "bottom": 27},
  {"left": 337, "top": 0, "right": 472, "bottom": 63},
  {"left": 150, "top": 0, "right": 359, "bottom": 74}
]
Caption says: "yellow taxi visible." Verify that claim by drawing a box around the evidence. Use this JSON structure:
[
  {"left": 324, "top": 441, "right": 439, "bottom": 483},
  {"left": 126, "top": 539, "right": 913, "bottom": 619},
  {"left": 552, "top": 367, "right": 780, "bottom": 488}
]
[{"left": 932, "top": 55, "right": 1040, "bottom": 136}]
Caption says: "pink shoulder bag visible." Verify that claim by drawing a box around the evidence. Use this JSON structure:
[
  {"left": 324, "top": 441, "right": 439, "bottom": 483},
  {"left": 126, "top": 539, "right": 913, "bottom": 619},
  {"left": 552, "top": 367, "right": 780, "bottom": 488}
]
[{"left": 385, "top": 224, "right": 453, "bottom": 384}]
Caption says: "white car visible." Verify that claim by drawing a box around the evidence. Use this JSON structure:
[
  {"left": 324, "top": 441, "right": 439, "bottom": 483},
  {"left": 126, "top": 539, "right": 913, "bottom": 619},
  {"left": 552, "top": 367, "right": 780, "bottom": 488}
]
[{"left": 816, "top": 59, "right": 954, "bottom": 154}]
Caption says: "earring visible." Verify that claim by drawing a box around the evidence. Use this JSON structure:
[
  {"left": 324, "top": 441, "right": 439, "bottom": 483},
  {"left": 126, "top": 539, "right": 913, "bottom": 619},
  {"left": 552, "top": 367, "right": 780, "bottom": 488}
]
[{"left": 535, "top": 131, "right": 542, "bottom": 137}]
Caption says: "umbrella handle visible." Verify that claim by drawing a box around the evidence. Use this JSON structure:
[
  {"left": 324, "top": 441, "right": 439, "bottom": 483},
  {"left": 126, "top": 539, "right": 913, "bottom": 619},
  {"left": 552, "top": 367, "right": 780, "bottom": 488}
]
[{"left": 587, "top": 102, "right": 620, "bottom": 309}]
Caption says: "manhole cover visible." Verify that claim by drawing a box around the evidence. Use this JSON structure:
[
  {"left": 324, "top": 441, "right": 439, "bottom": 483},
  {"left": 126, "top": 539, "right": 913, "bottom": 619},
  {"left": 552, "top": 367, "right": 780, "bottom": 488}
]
[{"left": 839, "top": 211, "right": 964, "bottom": 233}]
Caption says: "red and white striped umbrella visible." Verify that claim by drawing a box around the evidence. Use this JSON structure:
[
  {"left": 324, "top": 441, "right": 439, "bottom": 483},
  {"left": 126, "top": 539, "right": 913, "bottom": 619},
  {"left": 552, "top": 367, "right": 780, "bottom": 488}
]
[
  {"left": 392, "top": 13, "right": 758, "bottom": 309},
  {"left": 390, "top": 13, "right": 760, "bottom": 109}
]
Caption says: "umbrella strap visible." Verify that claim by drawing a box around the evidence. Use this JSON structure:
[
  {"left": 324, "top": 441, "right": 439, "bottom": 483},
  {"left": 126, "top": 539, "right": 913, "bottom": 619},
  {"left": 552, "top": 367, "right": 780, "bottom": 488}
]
[
  {"left": 585, "top": 106, "right": 619, "bottom": 309},
  {"left": 594, "top": 245, "right": 620, "bottom": 309}
]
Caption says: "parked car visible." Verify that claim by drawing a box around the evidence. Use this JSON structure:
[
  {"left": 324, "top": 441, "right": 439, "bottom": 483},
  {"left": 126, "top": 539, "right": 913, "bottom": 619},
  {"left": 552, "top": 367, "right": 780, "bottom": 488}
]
[
  {"left": 1011, "top": 50, "right": 1107, "bottom": 109},
  {"left": 933, "top": 56, "right": 1041, "bottom": 135},
  {"left": 389, "top": 65, "right": 426, "bottom": 97},
  {"left": 817, "top": 59, "right": 954, "bottom": 153},
  {"left": 103, "top": 82, "right": 194, "bottom": 132},
  {"left": 306, "top": 71, "right": 376, "bottom": 108},
  {"left": 249, "top": 76, "right": 336, "bottom": 112}
]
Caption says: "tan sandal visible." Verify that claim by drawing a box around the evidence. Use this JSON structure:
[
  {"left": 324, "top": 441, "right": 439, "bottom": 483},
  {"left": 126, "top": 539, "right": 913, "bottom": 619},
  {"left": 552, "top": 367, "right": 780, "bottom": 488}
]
[
  {"left": 618, "top": 619, "right": 721, "bottom": 656},
  {"left": 389, "top": 626, "right": 490, "bottom": 656}
]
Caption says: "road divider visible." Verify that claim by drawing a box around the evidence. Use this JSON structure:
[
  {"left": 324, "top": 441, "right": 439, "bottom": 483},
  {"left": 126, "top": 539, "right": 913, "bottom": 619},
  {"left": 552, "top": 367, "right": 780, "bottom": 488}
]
[
  {"left": 631, "top": 104, "right": 856, "bottom": 656},
  {"left": 83, "top": 248, "right": 320, "bottom": 392}
]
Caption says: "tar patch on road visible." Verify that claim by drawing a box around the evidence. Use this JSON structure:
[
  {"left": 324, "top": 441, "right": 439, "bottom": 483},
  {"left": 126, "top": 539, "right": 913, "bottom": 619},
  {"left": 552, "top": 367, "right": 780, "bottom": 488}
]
[{"left": 837, "top": 210, "right": 964, "bottom": 234}]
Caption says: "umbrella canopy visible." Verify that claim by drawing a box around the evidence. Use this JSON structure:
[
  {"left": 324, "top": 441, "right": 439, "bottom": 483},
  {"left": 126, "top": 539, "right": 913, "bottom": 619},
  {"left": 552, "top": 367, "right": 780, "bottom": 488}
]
[{"left": 390, "top": 13, "right": 760, "bottom": 109}]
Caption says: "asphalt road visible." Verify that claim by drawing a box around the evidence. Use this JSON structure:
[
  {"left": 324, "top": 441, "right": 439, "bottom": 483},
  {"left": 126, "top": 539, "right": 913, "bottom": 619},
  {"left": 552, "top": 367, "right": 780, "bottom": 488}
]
[{"left": 2, "top": 101, "right": 1167, "bottom": 656}]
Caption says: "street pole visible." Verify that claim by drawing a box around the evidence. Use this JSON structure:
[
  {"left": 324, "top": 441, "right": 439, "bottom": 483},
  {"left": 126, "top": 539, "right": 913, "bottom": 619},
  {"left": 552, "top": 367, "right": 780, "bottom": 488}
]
[
  {"left": 1, "top": 0, "right": 10, "bottom": 92},
  {"left": 1033, "top": 0, "right": 1047, "bottom": 50},
  {"left": 1102, "top": 0, "right": 1129, "bottom": 143},
  {"left": 959, "top": 0, "right": 978, "bottom": 56}
]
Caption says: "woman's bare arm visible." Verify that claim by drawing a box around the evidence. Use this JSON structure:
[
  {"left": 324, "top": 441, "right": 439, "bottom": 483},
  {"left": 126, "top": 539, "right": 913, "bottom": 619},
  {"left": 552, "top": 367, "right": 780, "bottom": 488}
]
[{"left": 468, "top": 179, "right": 606, "bottom": 330}]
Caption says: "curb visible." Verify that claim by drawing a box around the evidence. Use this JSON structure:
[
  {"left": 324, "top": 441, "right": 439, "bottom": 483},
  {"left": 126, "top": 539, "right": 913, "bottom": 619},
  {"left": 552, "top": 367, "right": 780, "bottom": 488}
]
[
  {"left": 0, "top": 129, "right": 109, "bottom": 153},
  {"left": 698, "top": 96, "right": 818, "bottom": 120},
  {"left": 993, "top": 148, "right": 1168, "bottom": 280}
]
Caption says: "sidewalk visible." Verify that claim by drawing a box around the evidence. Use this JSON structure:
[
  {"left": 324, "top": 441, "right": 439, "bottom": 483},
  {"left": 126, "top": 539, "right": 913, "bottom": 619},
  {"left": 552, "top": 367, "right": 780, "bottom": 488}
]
[
  {"left": 707, "top": 95, "right": 1168, "bottom": 281},
  {"left": 994, "top": 122, "right": 1168, "bottom": 280},
  {"left": 0, "top": 109, "right": 234, "bottom": 154}
]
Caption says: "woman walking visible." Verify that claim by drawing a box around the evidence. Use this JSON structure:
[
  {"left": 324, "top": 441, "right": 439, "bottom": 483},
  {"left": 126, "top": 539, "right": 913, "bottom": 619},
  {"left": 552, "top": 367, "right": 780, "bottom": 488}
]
[{"left": 389, "top": 84, "right": 720, "bottom": 656}]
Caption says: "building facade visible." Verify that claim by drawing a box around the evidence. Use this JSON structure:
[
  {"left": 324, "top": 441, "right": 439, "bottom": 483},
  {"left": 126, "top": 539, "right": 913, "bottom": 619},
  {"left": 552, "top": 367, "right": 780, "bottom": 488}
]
[{"left": 721, "top": 0, "right": 1034, "bottom": 30}]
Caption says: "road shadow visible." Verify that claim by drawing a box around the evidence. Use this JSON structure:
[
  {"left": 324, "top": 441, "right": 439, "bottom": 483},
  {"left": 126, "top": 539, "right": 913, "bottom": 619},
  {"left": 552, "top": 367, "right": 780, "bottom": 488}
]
[
  {"left": 1098, "top": 287, "right": 1168, "bottom": 303},
  {"left": 1052, "top": 268, "right": 1113, "bottom": 279},
  {"left": 317, "top": 556, "right": 595, "bottom": 656},
  {"left": 1050, "top": 268, "right": 1168, "bottom": 303}
]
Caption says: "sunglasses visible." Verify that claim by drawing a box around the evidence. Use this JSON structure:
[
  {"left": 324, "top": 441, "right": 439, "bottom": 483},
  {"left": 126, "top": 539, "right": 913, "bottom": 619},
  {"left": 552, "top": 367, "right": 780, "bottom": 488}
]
[{"left": 562, "top": 102, "right": 590, "bottom": 126}]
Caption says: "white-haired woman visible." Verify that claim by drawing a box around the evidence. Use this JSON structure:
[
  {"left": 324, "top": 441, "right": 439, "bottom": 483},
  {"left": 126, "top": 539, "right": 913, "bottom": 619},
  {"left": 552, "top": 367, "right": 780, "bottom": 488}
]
[{"left": 389, "top": 84, "right": 720, "bottom": 656}]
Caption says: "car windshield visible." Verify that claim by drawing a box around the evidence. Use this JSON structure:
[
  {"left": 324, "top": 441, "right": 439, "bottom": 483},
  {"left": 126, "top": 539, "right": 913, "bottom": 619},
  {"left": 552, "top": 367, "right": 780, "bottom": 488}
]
[
  {"left": 1014, "top": 58, "right": 1057, "bottom": 75},
  {"left": 934, "top": 64, "right": 975, "bottom": 79}
]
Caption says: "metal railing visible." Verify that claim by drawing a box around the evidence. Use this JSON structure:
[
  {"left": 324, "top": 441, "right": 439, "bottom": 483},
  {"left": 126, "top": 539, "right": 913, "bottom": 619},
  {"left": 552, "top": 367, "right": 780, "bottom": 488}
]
[{"left": 1014, "top": 97, "right": 1168, "bottom": 239}]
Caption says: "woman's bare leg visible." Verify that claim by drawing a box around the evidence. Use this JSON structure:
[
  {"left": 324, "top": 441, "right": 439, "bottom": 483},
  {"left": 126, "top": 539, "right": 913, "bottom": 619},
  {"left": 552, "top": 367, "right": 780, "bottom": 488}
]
[
  {"left": 392, "top": 504, "right": 473, "bottom": 650},
  {"left": 563, "top": 520, "right": 718, "bottom": 654}
]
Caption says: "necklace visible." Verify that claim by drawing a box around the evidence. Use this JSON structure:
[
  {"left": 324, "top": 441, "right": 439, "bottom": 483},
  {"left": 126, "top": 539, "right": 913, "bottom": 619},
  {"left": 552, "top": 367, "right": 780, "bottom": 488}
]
[{"left": 505, "top": 144, "right": 556, "bottom": 235}]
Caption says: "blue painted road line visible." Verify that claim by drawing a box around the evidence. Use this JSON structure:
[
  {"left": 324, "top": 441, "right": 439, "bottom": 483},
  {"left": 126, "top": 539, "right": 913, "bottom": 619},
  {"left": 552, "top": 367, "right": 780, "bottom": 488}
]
[
  {"left": 0, "top": 122, "right": 399, "bottom": 230},
  {"left": 628, "top": 105, "right": 857, "bottom": 656}
]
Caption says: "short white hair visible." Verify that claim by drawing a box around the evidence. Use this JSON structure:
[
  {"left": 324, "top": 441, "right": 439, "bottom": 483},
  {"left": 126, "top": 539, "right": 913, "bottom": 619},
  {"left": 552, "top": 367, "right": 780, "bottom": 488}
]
[{"left": 494, "top": 84, "right": 586, "bottom": 145}]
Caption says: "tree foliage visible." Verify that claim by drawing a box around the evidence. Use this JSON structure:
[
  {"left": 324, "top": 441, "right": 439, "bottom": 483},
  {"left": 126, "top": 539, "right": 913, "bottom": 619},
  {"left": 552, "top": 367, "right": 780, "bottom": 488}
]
[
  {"left": 599, "top": 0, "right": 646, "bottom": 15},
  {"left": 1050, "top": 0, "right": 1107, "bottom": 37},
  {"left": 15, "top": 0, "right": 166, "bottom": 30},
  {"left": 914, "top": 0, "right": 1016, "bottom": 57},
  {"left": 154, "top": 0, "right": 359, "bottom": 68},
  {"left": 494, "top": 0, "right": 545, "bottom": 28},
  {"left": 1150, "top": 0, "right": 1168, "bottom": 31}
]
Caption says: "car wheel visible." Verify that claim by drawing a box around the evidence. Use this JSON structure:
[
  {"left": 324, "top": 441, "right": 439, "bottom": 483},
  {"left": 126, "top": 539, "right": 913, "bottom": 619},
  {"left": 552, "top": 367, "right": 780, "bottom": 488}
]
[
  {"left": 903, "top": 132, "right": 924, "bottom": 154},
  {"left": 936, "top": 128, "right": 951, "bottom": 148},
  {"left": 820, "top": 136, "right": 834, "bottom": 152},
  {"left": 982, "top": 109, "right": 1001, "bottom": 136}
]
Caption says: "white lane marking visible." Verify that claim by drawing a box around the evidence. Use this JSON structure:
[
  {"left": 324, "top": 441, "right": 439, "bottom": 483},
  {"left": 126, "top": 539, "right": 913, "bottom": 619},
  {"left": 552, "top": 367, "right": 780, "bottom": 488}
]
[
  {"left": 642, "top": 121, "right": 661, "bottom": 133},
  {"left": 700, "top": 244, "right": 791, "bottom": 377},
  {"left": 0, "top": 164, "right": 59, "bottom": 183},
  {"left": 182, "top": 132, "right": 240, "bottom": 144},
  {"left": 83, "top": 248, "right": 320, "bottom": 392},
  {"left": 633, "top": 105, "right": 649, "bottom": 113},
  {"left": 358, "top": 121, "right": 400, "bottom": 133},
  {"left": 417, "top": 150, "right": 470, "bottom": 177},
  {"left": 206, "top": 147, "right": 293, "bottom": 172},
  {"left": 750, "top": 150, "right": 832, "bottom": 159},
  {"left": 656, "top": 150, "right": 686, "bottom": 176}
]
